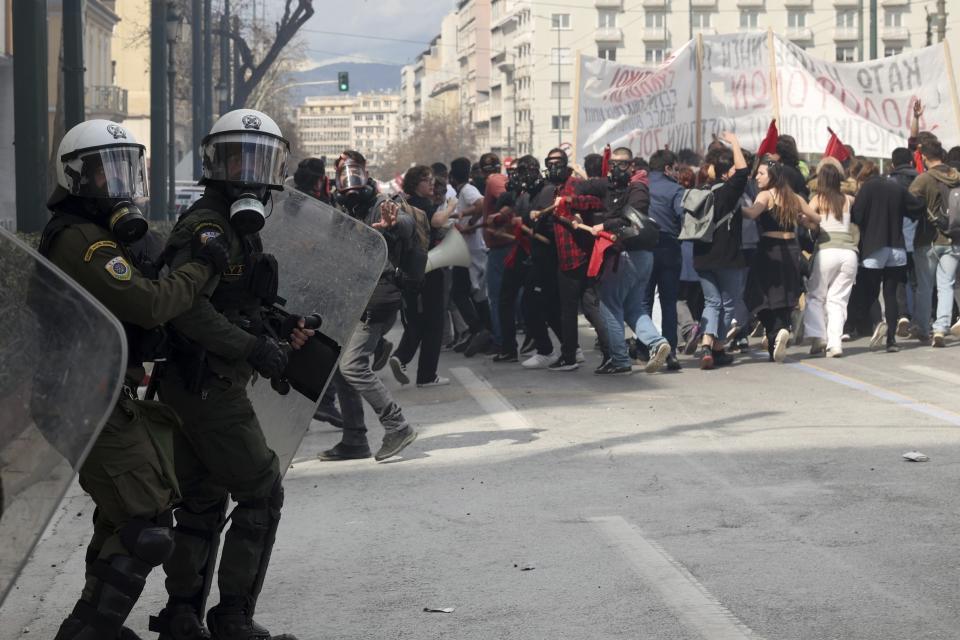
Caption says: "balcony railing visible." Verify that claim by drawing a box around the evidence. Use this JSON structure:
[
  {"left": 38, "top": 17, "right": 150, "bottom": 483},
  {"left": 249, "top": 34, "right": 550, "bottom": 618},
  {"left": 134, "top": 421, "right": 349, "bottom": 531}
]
[
  {"left": 643, "top": 26, "right": 669, "bottom": 42},
  {"left": 85, "top": 85, "right": 128, "bottom": 122},
  {"left": 595, "top": 27, "right": 623, "bottom": 43},
  {"left": 882, "top": 25, "right": 909, "bottom": 41},
  {"left": 833, "top": 26, "right": 860, "bottom": 41},
  {"left": 594, "top": 0, "right": 622, "bottom": 7},
  {"left": 786, "top": 26, "right": 814, "bottom": 41}
]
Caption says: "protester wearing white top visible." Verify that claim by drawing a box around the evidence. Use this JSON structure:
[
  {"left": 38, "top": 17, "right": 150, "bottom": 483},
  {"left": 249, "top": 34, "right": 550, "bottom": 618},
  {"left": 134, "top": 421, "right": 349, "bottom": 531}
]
[{"left": 804, "top": 164, "right": 859, "bottom": 357}]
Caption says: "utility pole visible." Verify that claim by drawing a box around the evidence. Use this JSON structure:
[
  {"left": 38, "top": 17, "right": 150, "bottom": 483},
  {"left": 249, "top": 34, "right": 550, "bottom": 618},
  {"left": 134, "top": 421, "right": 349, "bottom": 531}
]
[
  {"left": 13, "top": 0, "right": 49, "bottom": 232},
  {"left": 556, "top": 23, "right": 562, "bottom": 147},
  {"left": 926, "top": 7, "right": 933, "bottom": 47},
  {"left": 936, "top": 0, "right": 947, "bottom": 43},
  {"left": 168, "top": 3, "right": 181, "bottom": 217},
  {"left": 192, "top": 0, "right": 204, "bottom": 179},
  {"left": 150, "top": 1, "right": 169, "bottom": 220},
  {"left": 63, "top": 0, "right": 85, "bottom": 130},
  {"left": 869, "top": 0, "right": 878, "bottom": 60},
  {"left": 203, "top": 0, "right": 213, "bottom": 131},
  {"left": 218, "top": 0, "right": 232, "bottom": 116}
]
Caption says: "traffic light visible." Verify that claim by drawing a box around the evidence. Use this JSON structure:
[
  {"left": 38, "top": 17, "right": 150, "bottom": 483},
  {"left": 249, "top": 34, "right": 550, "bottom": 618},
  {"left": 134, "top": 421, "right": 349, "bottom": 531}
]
[{"left": 338, "top": 72, "right": 349, "bottom": 92}]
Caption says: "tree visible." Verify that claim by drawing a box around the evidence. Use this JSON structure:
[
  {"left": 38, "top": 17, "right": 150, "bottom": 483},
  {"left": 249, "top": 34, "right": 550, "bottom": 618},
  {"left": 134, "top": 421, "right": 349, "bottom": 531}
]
[
  {"left": 380, "top": 111, "right": 478, "bottom": 179},
  {"left": 227, "top": 0, "right": 314, "bottom": 109}
]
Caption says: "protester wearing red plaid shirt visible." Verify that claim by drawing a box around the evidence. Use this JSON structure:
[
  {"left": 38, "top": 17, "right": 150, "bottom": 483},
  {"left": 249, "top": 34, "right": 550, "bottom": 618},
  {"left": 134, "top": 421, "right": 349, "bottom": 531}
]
[{"left": 539, "top": 148, "right": 612, "bottom": 372}]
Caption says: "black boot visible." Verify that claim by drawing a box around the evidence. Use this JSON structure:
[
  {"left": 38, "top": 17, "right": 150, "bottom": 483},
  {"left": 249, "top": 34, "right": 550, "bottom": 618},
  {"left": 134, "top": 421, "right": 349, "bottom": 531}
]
[
  {"left": 207, "top": 604, "right": 298, "bottom": 640},
  {"left": 54, "top": 555, "right": 151, "bottom": 640},
  {"left": 150, "top": 602, "right": 211, "bottom": 640}
]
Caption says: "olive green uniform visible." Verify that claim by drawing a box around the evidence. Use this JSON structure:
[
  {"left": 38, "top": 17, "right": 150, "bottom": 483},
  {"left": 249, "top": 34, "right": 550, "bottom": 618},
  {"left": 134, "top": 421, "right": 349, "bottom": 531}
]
[
  {"left": 153, "top": 189, "right": 283, "bottom": 633},
  {"left": 40, "top": 211, "right": 215, "bottom": 640}
]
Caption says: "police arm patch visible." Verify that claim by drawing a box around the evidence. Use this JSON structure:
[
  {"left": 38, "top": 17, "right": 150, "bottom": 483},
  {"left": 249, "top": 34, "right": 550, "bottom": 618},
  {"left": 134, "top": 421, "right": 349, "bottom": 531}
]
[
  {"left": 198, "top": 229, "right": 222, "bottom": 245},
  {"left": 194, "top": 222, "right": 224, "bottom": 245},
  {"left": 83, "top": 240, "right": 119, "bottom": 263},
  {"left": 104, "top": 256, "right": 133, "bottom": 281}
]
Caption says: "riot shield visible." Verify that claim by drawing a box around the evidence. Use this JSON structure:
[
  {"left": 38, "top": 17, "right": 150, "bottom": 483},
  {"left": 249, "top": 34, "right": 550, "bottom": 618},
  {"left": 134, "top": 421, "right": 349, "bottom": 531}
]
[
  {"left": 0, "top": 228, "right": 126, "bottom": 607},
  {"left": 255, "top": 189, "right": 387, "bottom": 474}
]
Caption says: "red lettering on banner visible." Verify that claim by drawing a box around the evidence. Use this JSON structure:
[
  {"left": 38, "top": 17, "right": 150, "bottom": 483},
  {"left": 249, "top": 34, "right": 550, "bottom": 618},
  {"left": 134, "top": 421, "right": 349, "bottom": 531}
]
[
  {"left": 731, "top": 74, "right": 748, "bottom": 111},
  {"left": 881, "top": 98, "right": 902, "bottom": 129},
  {"left": 785, "top": 70, "right": 808, "bottom": 108},
  {"left": 815, "top": 77, "right": 836, "bottom": 110},
  {"left": 750, "top": 71, "right": 767, "bottom": 109}
]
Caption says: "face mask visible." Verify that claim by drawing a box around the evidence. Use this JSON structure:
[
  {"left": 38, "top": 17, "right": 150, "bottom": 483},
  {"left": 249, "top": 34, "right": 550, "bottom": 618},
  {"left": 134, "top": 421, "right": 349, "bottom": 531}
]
[
  {"left": 336, "top": 185, "right": 375, "bottom": 215},
  {"left": 546, "top": 160, "right": 568, "bottom": 184},
  {"left": 610, "top": 165, "right": 632, "bottom": 188},
  {"left": 104, "top": 200, "right": 148, "bottom": 243},
  {"left": 506, "top": 172, "right": 521, "bottom": 193},
  {"left": 229, "top": 194, "right": 267, "bottom": 235}
]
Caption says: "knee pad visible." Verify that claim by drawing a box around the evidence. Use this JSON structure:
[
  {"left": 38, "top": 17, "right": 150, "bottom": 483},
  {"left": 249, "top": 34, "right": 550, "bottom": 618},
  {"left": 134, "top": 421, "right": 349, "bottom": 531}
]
[
  {"left": 118, "top": 513, "right": 175, "bottom": 567},
  {"left": 231, "top": 477, "right": 283, "bottom": 542},
  {"left": 174, "top": 498, "right": 228, "bottom": 542}
]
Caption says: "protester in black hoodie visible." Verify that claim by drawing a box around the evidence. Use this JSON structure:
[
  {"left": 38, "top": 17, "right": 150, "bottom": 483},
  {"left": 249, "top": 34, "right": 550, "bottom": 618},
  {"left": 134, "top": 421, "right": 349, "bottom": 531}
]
[{"left": 888, "top": 147, "right": 920, "bottom": 335}]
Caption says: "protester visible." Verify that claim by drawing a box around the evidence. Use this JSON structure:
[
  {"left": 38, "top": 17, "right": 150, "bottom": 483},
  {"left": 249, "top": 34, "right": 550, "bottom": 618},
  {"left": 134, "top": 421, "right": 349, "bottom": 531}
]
[
  {"left": 692, "top": 132, "right": 750, "bottom": 369},
  {"left": 803, "top": 163, "right": 859, "bottom": 357},
  {"left": 742, "top": 161, "right": 820, "bottom": 362},
  {"left": 775, "top": 135, "right": 810, "bottom": 199},
  {"left": 909, "top": 139, "right": 960, "bottom": 347},
  {"left": 645, "top": 149, "right": 685, "bottom": 369},
  {"left": 480, "top": 153, "right": 510, "bottom": 355},
  {"left": 888, "top": 147, "right": 920, "bottom": 335}
]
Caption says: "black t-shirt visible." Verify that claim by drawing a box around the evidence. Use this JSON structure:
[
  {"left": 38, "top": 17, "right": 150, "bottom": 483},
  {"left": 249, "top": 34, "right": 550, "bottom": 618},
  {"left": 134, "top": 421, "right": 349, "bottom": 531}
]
[{"left": 693, "top": 167, "right": 749, "bottom": 271}]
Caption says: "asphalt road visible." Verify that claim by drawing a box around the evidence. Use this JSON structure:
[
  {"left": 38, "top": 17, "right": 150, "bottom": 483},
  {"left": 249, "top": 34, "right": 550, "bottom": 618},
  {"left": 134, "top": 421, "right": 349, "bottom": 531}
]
[{"left": 4, "top": 328, "right": 960, "bottom": 640}]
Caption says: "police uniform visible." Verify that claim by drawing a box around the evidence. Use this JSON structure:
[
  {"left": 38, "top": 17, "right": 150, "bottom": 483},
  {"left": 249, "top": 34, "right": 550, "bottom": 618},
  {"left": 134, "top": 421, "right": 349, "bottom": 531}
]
[
  {"left": 152, "top": 187, "right": 285, "bottom": 637},
  {"left": 40, "top": 210, "right": 216, "bottom": 640}
]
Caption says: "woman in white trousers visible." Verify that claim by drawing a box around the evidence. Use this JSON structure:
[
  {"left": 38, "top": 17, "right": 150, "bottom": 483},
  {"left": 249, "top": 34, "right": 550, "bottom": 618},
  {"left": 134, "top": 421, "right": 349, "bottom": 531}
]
[{"left": 804, "top": 162, "right": 859, "bottom": 357}]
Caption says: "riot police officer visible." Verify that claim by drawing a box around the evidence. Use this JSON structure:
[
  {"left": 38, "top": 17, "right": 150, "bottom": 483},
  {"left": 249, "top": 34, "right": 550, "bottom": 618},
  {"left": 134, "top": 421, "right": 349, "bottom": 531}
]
[
  {"left": 149, "top": 109, "right": 310, "bottom": 640},
  {"left": 38, "top": 120, "right": 229, "bottom": 640}
]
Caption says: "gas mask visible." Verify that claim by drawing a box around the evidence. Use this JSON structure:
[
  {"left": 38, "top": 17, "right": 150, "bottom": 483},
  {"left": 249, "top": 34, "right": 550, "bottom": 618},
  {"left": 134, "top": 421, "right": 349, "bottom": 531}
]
[
  {"left": 545, "top": 158, "right": 570, "bottom": 184},
  {"left": 519, "top": 168, "right": 543, "bottom": 193},
  {"left": 219, "top": 183, "right": 269, "bottom": 234},
  {"left": 609, "top": 161, "right": 633, "bottom": 188},
  {"left": 335, "top": 157, "right": 375, "bottom": 215},
  {"left": 81, "top": 196, "right": 148, "bottom": 243}
]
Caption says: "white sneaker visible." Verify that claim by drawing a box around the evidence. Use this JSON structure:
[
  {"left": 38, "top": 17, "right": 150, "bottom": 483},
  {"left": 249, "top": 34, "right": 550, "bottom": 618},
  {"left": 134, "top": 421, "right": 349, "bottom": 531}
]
[
  {"left": 575, "top": 347, "right": 586, "bottom": 363},
  {"left": 896, "top": 317, "right": 912, "bottom": 338},
  {"left": 809, "top": 338, "right": 826, "bottom": 355},
  {"left": 522, "top": 352, "right": 560, "bottom": 369},
  {"left": 773, "top": 328, "right": 790, "bottom": 363},
  {"left": 417, "top": 375, "right": 450, "bottom": 388},
  {"left": 951, "top": 319, "right": 960, "bottom": 338},
  {"left": 725, "top": 319, "right": 740, "bottom": 342},
  {"left": 869, "top": 322, "right": 887, "bottom": 350},
  {"left": 644, "top": 342, "right": 671, "bottom": 373},
  {"left": 389, "top": 356, "right": 409, "bottom": 385}
]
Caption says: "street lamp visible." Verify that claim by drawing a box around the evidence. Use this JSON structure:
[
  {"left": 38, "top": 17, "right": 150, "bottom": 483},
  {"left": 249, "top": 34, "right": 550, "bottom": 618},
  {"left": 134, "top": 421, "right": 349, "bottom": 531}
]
[{"left": 166, "top": 2, "right": 184, "bottom": 218}]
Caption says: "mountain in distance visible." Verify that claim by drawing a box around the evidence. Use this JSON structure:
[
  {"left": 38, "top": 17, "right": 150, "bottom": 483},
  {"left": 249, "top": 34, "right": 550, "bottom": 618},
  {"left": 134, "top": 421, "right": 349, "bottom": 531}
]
[{"left": 285, "top": 62, "right": 402, "bottom": 104}]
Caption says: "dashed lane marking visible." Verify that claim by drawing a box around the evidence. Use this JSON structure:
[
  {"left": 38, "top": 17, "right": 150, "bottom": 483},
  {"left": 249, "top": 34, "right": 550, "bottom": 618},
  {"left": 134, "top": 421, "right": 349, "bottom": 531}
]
[
  {"left": 450, "top": 367, "right": 532, "bottom": 430},
  {"left": 590, "top": 516, "right": 764, "bottom": 640},
  {"left": 901, "top": 363, "right": 960, "bottom": 387}
]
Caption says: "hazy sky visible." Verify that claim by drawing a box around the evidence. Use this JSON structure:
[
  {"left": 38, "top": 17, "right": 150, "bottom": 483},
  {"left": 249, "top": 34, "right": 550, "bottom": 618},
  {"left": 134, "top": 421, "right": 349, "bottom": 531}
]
[{"left": 262, "top": 0, "right": 456, "bottom": 69}]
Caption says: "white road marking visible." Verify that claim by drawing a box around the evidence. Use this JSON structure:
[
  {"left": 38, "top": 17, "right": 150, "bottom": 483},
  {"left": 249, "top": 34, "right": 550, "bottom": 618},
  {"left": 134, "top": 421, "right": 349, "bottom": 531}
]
[
  {"left": 902, "top": 364, "right": 960, "bottom": 387},
  {"left": 590, "top": 516, "right": 763, "bottom": 640},
  {"left": 787, "top": 361, "right": 960, "bottom": 427},
  {"left": 449, "top": 367, "right": 531, "bottom": 430}
]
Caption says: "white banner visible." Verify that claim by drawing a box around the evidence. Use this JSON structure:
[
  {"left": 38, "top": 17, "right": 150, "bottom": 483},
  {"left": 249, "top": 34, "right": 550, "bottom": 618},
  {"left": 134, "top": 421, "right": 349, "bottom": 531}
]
[{"left": 574, "top": 32, "right": 960, "bottom": 161}]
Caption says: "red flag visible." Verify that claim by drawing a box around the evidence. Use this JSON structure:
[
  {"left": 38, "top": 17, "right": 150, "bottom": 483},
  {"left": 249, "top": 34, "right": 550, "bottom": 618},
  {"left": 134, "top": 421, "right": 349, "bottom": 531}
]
[
  {"left": 504, "top": 224, "right": 531, "bottom": 269},
  {"left": 824, "top": 128, "right": 850, "bottom": 163},
  {"left": 587, "top": 231, "right": 617, "bottom": 278},
  {"left": 600, "top": 144, "right": 611, "bottom": 177},
  {"left": 756, "top": 119, "right": 779, "bottom": 158},
  {"left": 914, "top": 148, "right": 925, "bottom": 174}
]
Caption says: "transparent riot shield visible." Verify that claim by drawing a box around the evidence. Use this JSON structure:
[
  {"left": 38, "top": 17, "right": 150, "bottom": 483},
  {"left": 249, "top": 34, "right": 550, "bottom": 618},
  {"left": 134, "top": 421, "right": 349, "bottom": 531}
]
[
  {"left": 254, "top": 189, "right": 387, "bottom": 474},
  {"left": 0, "top": 228, "right": 126, "bottom": 606}
]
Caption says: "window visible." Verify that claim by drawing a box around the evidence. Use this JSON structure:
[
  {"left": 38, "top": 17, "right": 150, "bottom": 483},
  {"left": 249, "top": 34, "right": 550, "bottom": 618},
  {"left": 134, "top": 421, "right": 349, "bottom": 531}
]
[
  {"left": 551, "top": 81, "right": 571, "bottom": 98},
  {"left": 646, "top": 48, "right": 665, "bottom": 64},
  {"left": 884, "top": 45, "right": 903, "bottom": 57},
  {"left": 885, "top": 9, "right": 903, "bottom": 27},
  {"left": 598, "top": 46, "right": 617, "bottom": 61},
  {"left": 691, "top": 12, "right": 712, "bottom": 28},
  {"left": 551, "top": 115, "right": 571, "bottom": 130},
  {"left": 788, "top": 10, "right": 807, "bottom": 28},
  {"left": 836, "top": 9, "right": 856, "bottom": 29},
  {"left": 551, "top": 13, "right": 570, "bottom": 30},
  {"left": 836, "top": 45, "right": 857, "bottom": 62},
  {"left": 598, "top": 9, "right": 618, "bottom": 28},
  {"left": 740, "top": 10, "right": 758, "bottom": 29},
  {"left": 645, "top": 12, "right": 665, "bottom": 29},
  {"left": 551, "top": 47, "right": 572, "bottom": 65}
]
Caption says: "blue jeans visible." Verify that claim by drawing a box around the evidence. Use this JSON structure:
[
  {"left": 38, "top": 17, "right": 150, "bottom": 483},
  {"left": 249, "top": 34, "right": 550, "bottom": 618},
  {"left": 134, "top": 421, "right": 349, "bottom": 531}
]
[
  {"left": 485, "top": 245, "right": 511, "bottom": 348},
  {"left": 598, "top": 250, "right": 667, "bottom": 368},
  {"left": 914, "top": 243, "right": 960, "bottom": 335},
  {"left": 698, "top": 268, "right": 747, "bottom": 341},
  {"left": 643, "top": 234, "right": 682, "bottom": 352}
]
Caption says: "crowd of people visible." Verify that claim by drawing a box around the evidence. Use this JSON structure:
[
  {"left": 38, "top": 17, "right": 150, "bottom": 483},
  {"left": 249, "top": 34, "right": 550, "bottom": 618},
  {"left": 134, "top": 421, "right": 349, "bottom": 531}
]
[{"left": 294, "top": 103, "right": 960, "bottom": 395}]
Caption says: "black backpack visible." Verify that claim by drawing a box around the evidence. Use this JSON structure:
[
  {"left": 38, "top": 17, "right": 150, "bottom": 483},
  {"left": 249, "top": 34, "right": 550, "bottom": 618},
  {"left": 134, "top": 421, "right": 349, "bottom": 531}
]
[{"left": 390, "top": 194, "right": 430, "bottom": 291}]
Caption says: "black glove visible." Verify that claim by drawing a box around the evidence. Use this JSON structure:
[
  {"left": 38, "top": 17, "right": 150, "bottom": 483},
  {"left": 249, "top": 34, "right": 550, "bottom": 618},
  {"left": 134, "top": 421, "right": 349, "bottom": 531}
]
[
  {"left": 247, "top": 335, "right": 288, "bottom": 379},
  {"left": 194, "top": 235, "right": 231, "bottom": 273}
]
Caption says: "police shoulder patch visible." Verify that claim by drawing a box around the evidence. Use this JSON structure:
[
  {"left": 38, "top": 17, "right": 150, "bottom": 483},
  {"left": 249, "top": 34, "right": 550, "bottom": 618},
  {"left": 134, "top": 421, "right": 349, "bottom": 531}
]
[
  {"left": 83, "top": 240, "right": 119, "bottom": 263},
  {"left": 104, "top": 256, "right": 133, "bottom": 281},
  {"left": 194, "top": 222, "right": 225, "bottom": 245}
]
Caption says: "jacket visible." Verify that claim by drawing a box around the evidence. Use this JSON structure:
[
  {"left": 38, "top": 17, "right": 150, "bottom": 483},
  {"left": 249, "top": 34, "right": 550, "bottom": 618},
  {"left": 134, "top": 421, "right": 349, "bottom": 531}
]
[
  {"left": 647, "top": 171, "right": 684, "bottom": 239},
  {"left": 851, "top": 175, "right": 923, "bottom": 257},
  {"left": 349, "top": 194, "right": 416, "bottom": 313},
  {"left": 693, "top": 167, "right": 749, "bottom": 271},
  {"left": 909, "top": 163, "right": 960, "bottom": 247},
  {"left": 599, "top": 181, "right": 651, "bottom": 238}
]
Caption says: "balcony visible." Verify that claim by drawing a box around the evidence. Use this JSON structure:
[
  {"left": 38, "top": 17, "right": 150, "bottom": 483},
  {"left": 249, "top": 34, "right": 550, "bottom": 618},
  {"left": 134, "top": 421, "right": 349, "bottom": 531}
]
[
  {"left": 474, "top": 100, "right": 489, "bottom": 126},
  {"left": 643, "top": 26, "right": 669, "bottom": 42},
  {"left": 692, "top": 26, "right": 718, "bottom": 36},
  {"left": 783, "top": 0, "right": 811, "bottom": 6},
  {"left": 690, "top": 0, "right": 716, "bottom": 6},
  {"left": 881, "top": 0, "right": 908, "bottom": 5},
  {"left": 595, "top": 27, "right": 623, "bottom": 43},
  {"left": 834, "top": 26, "right": 860, "bottom": 40},
  {"left": 833, "top": 0, "right": 858, "bottom": 5},
  {"left": 594, "top": 0, "right": 622, "bottom": 7},
  {"left": 642, "top": 0, "right": 667, "bottom": 7},
  {"left": 737, "top": 0, "right": 764, "bottom": 6},
  {"left": 882, "top": 25, "right": 909, "bottom": 41},
  {"left": 85, "top": 85, "right": 128, "bottom": 122},
  {"left": 786, "top": 26, "right": 814, "bottom": 42}
]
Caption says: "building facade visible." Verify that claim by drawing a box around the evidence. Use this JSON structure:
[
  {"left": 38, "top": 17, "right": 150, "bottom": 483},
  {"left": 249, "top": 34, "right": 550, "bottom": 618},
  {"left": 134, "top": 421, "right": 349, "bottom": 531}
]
[{"left": 297, "top": 92, "right": 400, "bottom": 179}]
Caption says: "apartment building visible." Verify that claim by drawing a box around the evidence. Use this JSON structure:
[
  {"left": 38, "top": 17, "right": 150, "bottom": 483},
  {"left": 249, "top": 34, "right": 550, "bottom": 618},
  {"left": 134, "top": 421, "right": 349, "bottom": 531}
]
[
  {"left": 297, "top": 92, "right": 400, "bottom": 179},
  {"left": 457, "top": 0, "right": 492, "bottom": 153},
  {"left": 399, "top": 11, "right": 460, "bottom": 139}
]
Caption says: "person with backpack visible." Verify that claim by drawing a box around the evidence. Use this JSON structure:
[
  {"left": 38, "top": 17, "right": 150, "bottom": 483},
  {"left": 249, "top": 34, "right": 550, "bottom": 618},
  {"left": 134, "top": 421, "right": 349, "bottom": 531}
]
[
  {"left": 681, "top": 131, "right": 750, "bottom": 369},
  {"left": 389, "top": 165, "right": 457, "bottom": 387},
  {"left": 909, "top": 139, "right": 960, "bottom": 347},
  {"left": 320, "top": 150, "right": 419, "bottom": 462}
]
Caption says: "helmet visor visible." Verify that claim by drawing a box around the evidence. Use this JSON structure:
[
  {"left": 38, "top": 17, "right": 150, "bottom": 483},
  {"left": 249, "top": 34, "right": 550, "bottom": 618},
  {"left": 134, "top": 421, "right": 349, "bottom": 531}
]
[
  {"left": 203, "top": 132, "right": 289, "bottom": 187},
  {"left": 335, "top": 160, "right": 368, "bottom": 192},
  {"left": 72, "top": 146, "right": 148, "bottom": 199}
]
